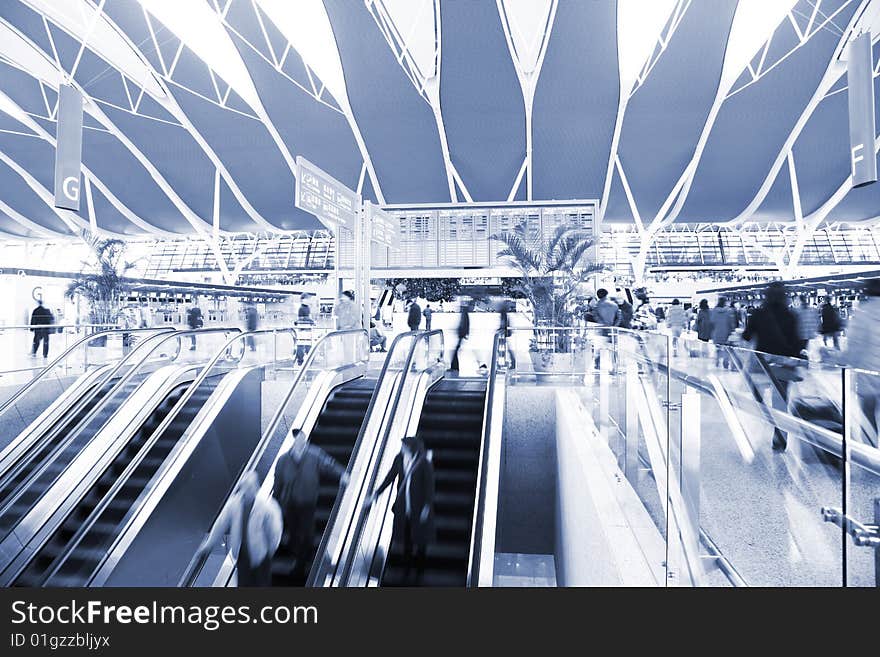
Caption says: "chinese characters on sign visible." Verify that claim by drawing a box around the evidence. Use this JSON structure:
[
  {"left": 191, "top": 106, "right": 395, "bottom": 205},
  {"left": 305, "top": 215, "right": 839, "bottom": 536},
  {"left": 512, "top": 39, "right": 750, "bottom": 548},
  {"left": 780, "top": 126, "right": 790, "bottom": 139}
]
[
  {"left": 367, "top": 202, "right": 400, "bottom": 250},
  {"left": 295, "top": 156, "right": 359, "bottom": 230}
]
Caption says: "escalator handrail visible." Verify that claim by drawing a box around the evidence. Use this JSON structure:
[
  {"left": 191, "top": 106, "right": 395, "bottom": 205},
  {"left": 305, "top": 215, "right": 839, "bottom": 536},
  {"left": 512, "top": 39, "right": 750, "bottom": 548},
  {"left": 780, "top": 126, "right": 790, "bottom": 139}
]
[
  {"left": 177, "top": 328, "right": 369, "bottom": 587},
  {"left": 466, "top": 329, "right": 504, "bottom": 587},
  {"left": 0, "top": 327, "right": 174, "bottom": 420},
  {"left": 0, "top": 328, "right": 242, "bottom": 522},
  {"left": 327, "top": 329, "right": 444, "bottom": 587},
  {"left": 35, "top": 329, "right": 296, "bottom": 586}
]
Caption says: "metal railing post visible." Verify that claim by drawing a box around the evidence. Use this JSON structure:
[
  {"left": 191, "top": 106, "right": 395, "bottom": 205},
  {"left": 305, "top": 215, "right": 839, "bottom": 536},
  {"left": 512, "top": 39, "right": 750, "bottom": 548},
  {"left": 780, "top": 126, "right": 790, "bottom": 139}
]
[
  {"left": 680, "top": 389, "right": 702, "bottom": 583},
  {"left": 625, "top": 361, "right": 640, "bottom": 483}
]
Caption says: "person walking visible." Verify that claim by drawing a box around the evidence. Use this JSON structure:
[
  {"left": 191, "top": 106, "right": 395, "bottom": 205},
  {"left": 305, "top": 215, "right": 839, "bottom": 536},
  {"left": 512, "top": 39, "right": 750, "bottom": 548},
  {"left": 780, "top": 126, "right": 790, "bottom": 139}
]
[
  {"left": 244, "top": 302, "right": 258, "bottom": 352},
  {"left": 591, "top": 289, "right": 620, "bottom": 369},
  {"left": 367, "top": 435, "right": 435, "bottom": 573},
  {"left": 272, "top": 430, "right": 349, "bottom": 579},
  {"left": 499, "top": 299, "right": 515, "bottom": 369},
  {"left": 695, "top": 299, "right": 712, "bottom": 343},
  {"left": 794, "top": 295, "right": 819, "bottom": 354},
  {"left": 449, "top": 301, "right": 471, "bottom": 372},
  {"left": 820, "top": 299, "right": 842, "bottom": 349},
  {"left": 710, "top": 297, "right": 736, "bottom": 369},
  {"left": 195, "top": 472, "right": 282, "bottom": 587},
  {"left": 407, "top": 299, "right": 422, "bottom": 331},
  {"left": 295, "top": 300, "right": 315, "bottom": 365},
  {"left": 617, "top": 298, "right": 634, "bottom": 330},
  {"left": 334, "top": 290, "right": 360, "bottom": 330},
  {"left": 423, "top": 303, "right": 433, "bottom": 331},
  {"left": 186, "top": 303, "right": 203, "bottom": 350},
  {"left": 138, "top": 301, "right": 153, "bottom": 329},
  {"left": 829, "top": 278, "right": 880, "bottom": 446},
  {"left": 666, "top": 299, "right": 687, "bottom": 357},
  {"left": 742, "top": 281, "right": 802, "bottom": 451},
  {"left": 29, "top": 299, "right": 54, "bottom": 358}
]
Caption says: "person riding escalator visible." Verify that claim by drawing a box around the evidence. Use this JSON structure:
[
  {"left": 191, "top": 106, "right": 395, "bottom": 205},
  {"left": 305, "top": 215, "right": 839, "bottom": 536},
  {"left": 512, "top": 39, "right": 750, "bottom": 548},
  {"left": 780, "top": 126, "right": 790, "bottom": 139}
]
[
  {"left": 272, "top": 431, "right": 350, "bottom": 581},
  {"left": 367, "top": 435, "right": 435, "bottom": 574},
  {"left": 195, "top": 473, "right": 282, "bottom": 587}
]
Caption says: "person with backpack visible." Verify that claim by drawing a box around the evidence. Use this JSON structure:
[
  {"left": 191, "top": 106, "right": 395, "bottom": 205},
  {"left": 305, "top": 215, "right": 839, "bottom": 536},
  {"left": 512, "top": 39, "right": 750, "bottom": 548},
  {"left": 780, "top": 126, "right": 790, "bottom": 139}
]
[
  {"left": 272, "top": 430, "right": 349, "bottom": 579},
  {"left": 195, "top": 472, "right": 282, "bottom": 587}
]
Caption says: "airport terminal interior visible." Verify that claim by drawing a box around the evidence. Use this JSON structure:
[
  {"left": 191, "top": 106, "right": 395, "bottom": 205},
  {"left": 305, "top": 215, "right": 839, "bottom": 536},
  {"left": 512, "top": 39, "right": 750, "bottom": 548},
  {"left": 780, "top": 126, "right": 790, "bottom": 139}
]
[{"left": 0, "top": 0, "right": 878, "bottom": 588}]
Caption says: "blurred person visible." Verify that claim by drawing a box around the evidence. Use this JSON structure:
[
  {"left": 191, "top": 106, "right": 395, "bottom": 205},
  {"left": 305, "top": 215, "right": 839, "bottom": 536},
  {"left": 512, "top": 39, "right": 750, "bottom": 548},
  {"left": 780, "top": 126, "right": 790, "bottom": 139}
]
[
  {"left": 185, "top": 303, "right": 203, "bottom": 350},
  {"left": 828, "top": 278, "right": 880, "bottom": 446},
  {"left": 367, "top": 435, "right": 435, "bottom": 573},
  {"left": 794, "top": 294, "right": 819, "bottom": 354},
  {"left": 695, "top": 299, "right": 712, "bottom": 343},
  {"left": 29, "top": 299, "right": 53, "bottom": 358},
  {"left": 450, "top": 300, "right": 471, "bottom": 372},
  {"left": 666, "top": 299, "right": 688, "bottom": 357},
  {"left": 138, "top": 301, "right": 153, "bottom": 328},
  {"left": 407, "top": 298, "right": 423, "bottom": 331},
  {"left": 710, "top": 297, "right": 736, "bottom": 369},
  {"left": 617, "top": 297, "right": 634, "bottom": 330},
  {"left": 295, "top": 299, "right": 315, "bottom": 365},
  {"left": 423, "top": 303, "right": 433, "bottom": 331},
  {"left": 820, "top": 298, "right": 842, "bottom": 349},
  {"left": 334, "top": 290, "right": 359, "bottom": 330},
  {"left": 636, "top": 298, "right": 657, "bottom": 330},
  {"left": 244, "top": 302, "right": 258, "bottom": 351},
  {"left": 195, "top": 472, "right": 282, "bottom": 587},
  {"left": 272, "top": 430, "right": 349, "bottom": 580},
  {"left": 654, "top": 305, "right": 666, "bottom": 323},
  {"left": 742, "top": 281, "right": 802, "bottom": 451},
  {"left": 591, "top": 288, "right": 621, "bottom": 327},
  {"left": 498, "top": 299, "right": 515, "bottom": 369},
  {"left": 370, "top": 321, "right": 387, "bottom": 352}
]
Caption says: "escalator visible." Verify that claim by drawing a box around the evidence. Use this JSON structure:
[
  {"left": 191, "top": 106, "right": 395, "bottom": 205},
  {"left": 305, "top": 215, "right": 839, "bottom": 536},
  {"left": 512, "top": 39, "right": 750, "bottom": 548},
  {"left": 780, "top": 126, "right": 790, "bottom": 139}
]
[
  {"left": 380, "top": 378, "right": 486, "bottom": 587},
  {"left": 271, "top": 377, "right": 376, "bottom": 586},
  {"left": 12, "top": 377, "right": 222, "bottom": 587},
  {"left": 0, "top": 376, "right": 135, "bottom": 539}
]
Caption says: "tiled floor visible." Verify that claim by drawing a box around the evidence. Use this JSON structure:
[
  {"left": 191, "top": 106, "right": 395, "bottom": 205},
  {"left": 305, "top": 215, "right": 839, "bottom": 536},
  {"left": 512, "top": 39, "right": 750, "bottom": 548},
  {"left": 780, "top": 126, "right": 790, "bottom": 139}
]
[{"left": 493, "top": 552, "right": 557, "bottom": 587}]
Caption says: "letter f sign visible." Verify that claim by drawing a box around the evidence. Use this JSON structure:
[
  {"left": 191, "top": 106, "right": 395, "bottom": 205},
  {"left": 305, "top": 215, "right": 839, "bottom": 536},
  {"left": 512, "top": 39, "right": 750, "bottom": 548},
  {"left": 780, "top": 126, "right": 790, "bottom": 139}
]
[{"left": 852, "top": 143, "right": 865, "bottom": 166}]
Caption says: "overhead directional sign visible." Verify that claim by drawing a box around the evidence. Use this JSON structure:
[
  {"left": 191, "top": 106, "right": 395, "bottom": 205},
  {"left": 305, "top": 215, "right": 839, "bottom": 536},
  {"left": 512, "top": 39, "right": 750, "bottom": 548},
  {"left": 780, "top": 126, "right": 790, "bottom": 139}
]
[
  {"left": 367, "top": 202, "right": 401, "bottom": 250},
  {"left": 54, "top": 85, "right": 83, "bottom": 211},
  {"left": 295, "top": 155, "right": 359, "bottom": 230}
]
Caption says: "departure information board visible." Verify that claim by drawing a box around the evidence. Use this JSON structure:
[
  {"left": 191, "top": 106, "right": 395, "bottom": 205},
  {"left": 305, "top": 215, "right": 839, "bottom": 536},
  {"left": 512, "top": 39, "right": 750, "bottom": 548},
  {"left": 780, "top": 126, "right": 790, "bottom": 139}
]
[{"left": 295, "top": 156, "right": 359, "bottom": 231}]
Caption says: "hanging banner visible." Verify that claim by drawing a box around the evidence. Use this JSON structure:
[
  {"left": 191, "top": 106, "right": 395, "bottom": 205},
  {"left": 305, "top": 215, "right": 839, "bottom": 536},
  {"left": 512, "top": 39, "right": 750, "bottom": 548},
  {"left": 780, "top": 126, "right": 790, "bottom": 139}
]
[
  {"left": 847, "top": 32, "right": 877, "bottom": 188},
  {"left": 54, "top": 84, "right": 84, "bottom": 211}
]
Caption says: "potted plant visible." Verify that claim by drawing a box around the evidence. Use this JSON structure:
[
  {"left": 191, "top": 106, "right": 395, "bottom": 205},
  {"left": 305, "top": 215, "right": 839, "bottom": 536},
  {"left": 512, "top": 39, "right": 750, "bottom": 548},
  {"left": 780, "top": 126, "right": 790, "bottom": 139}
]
[
  {"left": 493, "top": 224, "right": 602, "bottom": 372},
  {"left": 65, "top": 231, "right": 134, "bottom": 344}
]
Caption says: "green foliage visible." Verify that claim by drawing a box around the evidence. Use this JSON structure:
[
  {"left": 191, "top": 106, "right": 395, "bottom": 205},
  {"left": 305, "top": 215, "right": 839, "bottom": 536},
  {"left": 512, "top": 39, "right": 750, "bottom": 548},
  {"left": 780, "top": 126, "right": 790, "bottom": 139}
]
[
  {"left": 65, "top": 231, "right": 134, "bottom": 325},
  {"left": 493, "top": 224, "right": 604, "bottom": 326},
  {"left": 386, "top": 277, "right": 462, "bottom": 302}
]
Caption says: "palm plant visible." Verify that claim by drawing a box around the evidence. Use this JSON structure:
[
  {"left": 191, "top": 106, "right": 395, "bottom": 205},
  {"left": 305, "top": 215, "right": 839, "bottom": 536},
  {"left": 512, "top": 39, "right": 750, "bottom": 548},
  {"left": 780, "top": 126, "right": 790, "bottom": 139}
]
[
  {"left": 494, "top": 223, "right": 603, "bottom": 326},
  {"left": 65, "top": 231, "right": 134, "bottom": 326}
]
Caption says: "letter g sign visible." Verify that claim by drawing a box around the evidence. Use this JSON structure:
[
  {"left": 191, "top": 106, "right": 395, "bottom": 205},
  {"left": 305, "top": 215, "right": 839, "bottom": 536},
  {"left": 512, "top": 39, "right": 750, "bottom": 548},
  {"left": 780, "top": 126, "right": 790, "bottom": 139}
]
[{"left": 63, "top": 176, "right": 80, "bottom": 202}]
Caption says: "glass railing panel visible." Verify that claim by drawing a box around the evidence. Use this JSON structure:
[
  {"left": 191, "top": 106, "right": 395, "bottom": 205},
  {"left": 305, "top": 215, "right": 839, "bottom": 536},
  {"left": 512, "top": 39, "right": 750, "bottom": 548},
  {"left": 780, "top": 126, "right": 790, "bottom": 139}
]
[
  {"left": 0, "top": 329, "right": 238, "bottom": 540},
  {"left": 842, "top": 367, "right": 880, "bottom": 587},
  {"left": 668, "top": 338, "right": 844, "bottom": 587},
  {"left": 0, "top": 328, "right": 171, "bottom": 454},
  {"left": 0, "top": 324, "right": 116, "bottom": 386}
]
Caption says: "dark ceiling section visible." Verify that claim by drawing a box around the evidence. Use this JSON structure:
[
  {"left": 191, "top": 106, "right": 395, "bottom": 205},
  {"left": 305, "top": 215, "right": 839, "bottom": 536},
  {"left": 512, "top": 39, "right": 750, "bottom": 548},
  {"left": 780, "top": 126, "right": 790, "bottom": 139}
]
[{"left": 532, "top": 0, "right": 619, "bottom": 202}]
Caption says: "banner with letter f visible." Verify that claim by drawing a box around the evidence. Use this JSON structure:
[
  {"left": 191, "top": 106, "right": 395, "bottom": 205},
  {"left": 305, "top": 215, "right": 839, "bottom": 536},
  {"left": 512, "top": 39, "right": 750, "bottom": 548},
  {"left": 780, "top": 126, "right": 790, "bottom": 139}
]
[
  {"left": 54, "top": 84, "right": 84, "bottom": 211},
  {"left": 847, "top": 32, "right": 877, "bottom": 188}
]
